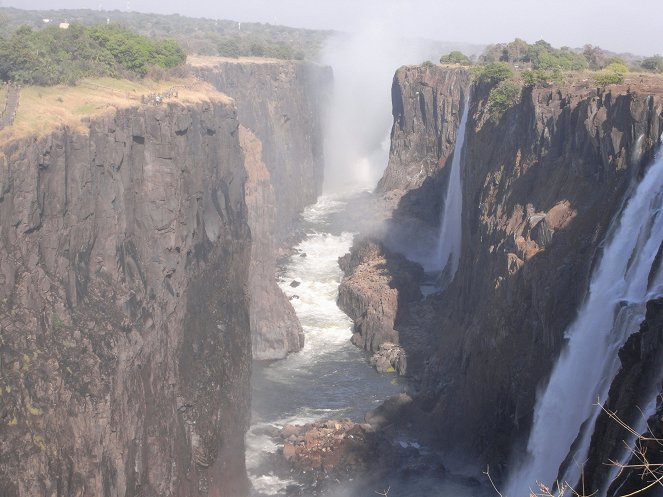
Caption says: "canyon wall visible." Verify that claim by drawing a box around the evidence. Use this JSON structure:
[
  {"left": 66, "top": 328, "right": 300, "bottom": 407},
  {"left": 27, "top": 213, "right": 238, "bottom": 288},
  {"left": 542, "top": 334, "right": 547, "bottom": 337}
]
[
  {"left": 0, "top": 98, "right": 253, "bottom": 497},
  {"left": 343, "top": 64, "right": 663, "bottom": 470},
  {"left": 426, "top": 74, "right": 662, "bottom": 465},
  {"left": 196, "top": 59, "right": 331, "bottom": 359}
]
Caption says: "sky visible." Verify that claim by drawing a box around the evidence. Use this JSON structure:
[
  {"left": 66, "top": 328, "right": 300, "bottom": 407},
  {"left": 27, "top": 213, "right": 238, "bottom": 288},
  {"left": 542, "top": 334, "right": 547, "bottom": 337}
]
[{"left": 1, "top": 0, "right": 660, "bottom": 56}]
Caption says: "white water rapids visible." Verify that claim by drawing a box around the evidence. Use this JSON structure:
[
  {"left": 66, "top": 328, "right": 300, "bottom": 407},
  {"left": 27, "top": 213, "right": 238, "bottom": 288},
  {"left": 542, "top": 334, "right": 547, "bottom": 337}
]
[
  {"left": 246, "top": 193, "right": 404, "bottom": 496},
  {"left": 506, "top": 144, "right": 663, "bottom": 497}
]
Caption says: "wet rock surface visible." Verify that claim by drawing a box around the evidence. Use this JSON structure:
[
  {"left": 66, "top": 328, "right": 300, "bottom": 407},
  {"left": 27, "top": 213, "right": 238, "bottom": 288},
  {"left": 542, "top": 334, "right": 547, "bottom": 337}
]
[
  {"left": 273, "top": 402, "right": 485, "bottom": 497},
  {"left": 584, "top": 298, "right": 663, "bottom": 496}
]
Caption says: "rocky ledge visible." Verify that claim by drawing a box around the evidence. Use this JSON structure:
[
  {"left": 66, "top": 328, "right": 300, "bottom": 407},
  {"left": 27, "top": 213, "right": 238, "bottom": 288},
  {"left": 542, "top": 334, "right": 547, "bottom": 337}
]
[
  {"left": 337, "top": 238, "right": 424, "bottom": 360},
  {"left": 275, "top": 394, "right": 470, "bottom": 495}
]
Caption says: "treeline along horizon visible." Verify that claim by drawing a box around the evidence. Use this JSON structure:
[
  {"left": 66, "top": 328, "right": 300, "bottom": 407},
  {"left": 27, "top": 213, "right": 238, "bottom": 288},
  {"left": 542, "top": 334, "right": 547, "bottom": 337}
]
[{"left": 0, "top": 23, "right": 187, "bottom": 85}]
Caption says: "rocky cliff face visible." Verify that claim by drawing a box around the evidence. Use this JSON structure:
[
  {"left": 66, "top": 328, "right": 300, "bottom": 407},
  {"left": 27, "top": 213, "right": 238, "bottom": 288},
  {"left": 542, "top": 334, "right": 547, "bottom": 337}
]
[
  {"left": 0, "top": 99, "right": 253, "bottom": 497},
  {"left": 343, "top": 64, "right": 663, "bottom": 467},
  {"left": 425, "top": 76, "right": 663, "bottom": 465},
  {"left": 196, "top": 59, "right": 331, "bottom": 359},
  {"left": 583, "top": 298, "right": 663, "bottom": 496},
  {"left": 196, "top": 59, "right": 330, "bottom": 238},
  {"left": 377, "top": 65, "right": 470, "bottom": 228}
]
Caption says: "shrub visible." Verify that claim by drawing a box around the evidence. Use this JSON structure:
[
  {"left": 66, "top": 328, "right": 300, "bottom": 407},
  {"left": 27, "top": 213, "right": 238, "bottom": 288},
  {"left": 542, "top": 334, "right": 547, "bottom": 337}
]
[
  {"left": 593, "top": 70, "right": 625, "bottom": 86},
  {"left": 487, "top": 80, "right": 521, "bottom": 121},
  {"left": 474, "top": 62, "right": 513, "bottom": 85},
  {"left": 440, "top": 51, "right": 472, "bottom": 66},
  {"left": 217, "top": 39, "right": 241, "bottom": 58},
  {"left": 522, "top": 68, "right": 564, "bottom": 87},
  {"left": 641, "top": 55, "right": 663, "bottom": 72},
  {"left": 604, "top": 62, "right": 629, "bottom": 74}
]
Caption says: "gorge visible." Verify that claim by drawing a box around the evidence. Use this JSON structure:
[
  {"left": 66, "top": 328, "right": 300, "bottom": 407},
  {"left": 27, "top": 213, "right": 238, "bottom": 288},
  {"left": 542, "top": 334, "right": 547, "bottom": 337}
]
[{"left": 1, "top": 29, "right": 663, "bottom": 497}]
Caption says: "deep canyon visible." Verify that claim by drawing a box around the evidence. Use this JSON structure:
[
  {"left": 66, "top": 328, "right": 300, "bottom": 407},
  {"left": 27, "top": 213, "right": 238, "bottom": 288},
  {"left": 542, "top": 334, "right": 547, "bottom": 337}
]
[{"left": 1, "top": 53, "right": 663, "bottom": 497}]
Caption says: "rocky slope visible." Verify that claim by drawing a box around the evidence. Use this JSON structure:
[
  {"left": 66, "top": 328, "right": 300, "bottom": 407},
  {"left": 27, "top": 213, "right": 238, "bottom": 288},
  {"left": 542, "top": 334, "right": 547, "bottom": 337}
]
[
  {"left": 341, "top": 64, "right": 663, "bottom": 469},
  {"left": 195, "top": 58, "right": 331, "bottom": 359},
  {"left": 0, "top": 97, "right": 253, "bottom": 496}
]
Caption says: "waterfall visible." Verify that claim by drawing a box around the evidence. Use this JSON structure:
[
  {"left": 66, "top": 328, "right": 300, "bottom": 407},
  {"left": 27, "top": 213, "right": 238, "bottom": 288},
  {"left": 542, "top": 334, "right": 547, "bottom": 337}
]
[
  {"left": 433, "top": 99, "right": 469, "bottom": 282},
  {"left": 506, "top": 142, "right": 663, "bottom": 497}
]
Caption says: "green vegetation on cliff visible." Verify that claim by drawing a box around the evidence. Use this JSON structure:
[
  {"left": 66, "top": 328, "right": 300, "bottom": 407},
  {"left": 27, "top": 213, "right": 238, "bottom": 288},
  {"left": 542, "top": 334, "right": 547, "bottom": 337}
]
[
  {"left": 486, "top": 79, "right": 521, "bottom": 122},
  {"left": 472, "top": 62, "right": 513, "bottom": 85},
  {"left": 0, "top": 23, "right": 186, "bottom": 85},
  {"left": 481, "top": 38, "right": 587, "bottom": 71},
  {"left": 440, "top": 51, "right": 472, "bottom": 66}
]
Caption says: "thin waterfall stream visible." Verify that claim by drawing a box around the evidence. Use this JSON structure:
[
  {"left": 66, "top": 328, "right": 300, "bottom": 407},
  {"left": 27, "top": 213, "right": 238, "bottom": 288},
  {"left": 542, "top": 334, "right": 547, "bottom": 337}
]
[{"left": 433, "top": 98, "right": 469, "bottom": 284}]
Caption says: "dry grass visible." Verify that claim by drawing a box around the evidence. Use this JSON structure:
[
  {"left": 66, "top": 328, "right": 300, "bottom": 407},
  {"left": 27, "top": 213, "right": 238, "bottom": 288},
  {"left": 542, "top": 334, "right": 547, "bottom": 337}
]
[
  {"left": 0, "top": 85, "right": 7, "bottom": 113},
  {"left": 0, "top": 76, "right": 230, "bottom": 141},
  {"left": 187, "top": 55, "right": 291, "bottom": 67}
]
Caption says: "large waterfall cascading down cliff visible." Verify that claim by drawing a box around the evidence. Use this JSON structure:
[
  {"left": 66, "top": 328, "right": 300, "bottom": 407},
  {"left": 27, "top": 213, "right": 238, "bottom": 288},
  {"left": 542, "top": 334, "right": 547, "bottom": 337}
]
[
  {"left": 432, "top": 99, "right": 469, "bottom": 282},
  {"left": 506, "top": 140, "right": 663, "bottom": 497}
]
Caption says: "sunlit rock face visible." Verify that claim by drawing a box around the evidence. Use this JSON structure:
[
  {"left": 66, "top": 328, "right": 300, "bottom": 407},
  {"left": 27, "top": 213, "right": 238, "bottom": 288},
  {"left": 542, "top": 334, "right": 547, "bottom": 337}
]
[{"left": 0, "top": 100, "right": 253, "bottom": 497}]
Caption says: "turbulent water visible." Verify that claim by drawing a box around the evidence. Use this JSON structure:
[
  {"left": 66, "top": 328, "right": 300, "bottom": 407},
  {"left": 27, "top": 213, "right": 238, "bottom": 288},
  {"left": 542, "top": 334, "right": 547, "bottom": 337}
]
[
  {"left": 246, "top": 193, "right": 403, "bottom": 496},
  {"left": 506, "top": 144, "right": 663, "bottom": 497}
]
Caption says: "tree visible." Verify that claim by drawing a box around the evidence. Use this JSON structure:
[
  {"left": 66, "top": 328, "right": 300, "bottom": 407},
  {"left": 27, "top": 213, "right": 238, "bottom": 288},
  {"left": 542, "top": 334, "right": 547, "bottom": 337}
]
[
  {"left": 474, "top": 62, "right": 513, "bottom": 85},
  {"left": 642, "top": 55, "right": 663, "bottom": 72},
  {"left": 217, "top": 38, "right": 241, "bottom": 58},
  {"left": 501, "top": 38, "right": 530, "bottom": 64},
  {"left": 487, "top": 80, "right": 521, "bottom": 121},
  {"left": 0, "top": 23, "right": 186, "bottom": 85},
  {"left": 583, "top": 44, "right": 607, "bottom": 69},
  {"left": 440, "top": 50, "right": 472, "bottom": 66}
]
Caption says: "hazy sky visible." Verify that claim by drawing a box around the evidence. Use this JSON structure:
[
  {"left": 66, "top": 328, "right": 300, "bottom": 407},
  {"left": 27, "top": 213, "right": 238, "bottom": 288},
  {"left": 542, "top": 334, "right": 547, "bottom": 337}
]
[{"left": 2, "top": 0, "right": 659, "bottom": 56}]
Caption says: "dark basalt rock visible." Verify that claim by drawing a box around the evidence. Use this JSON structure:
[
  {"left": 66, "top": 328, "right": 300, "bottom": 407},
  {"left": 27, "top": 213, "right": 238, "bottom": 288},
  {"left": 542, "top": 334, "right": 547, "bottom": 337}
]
[
  {"left": 342, "top": 64, "right": 663, "bottom": 471},
  {"left": 0, "top": 99, "right": 252, "bottom": 497},
  {"left": 196, "top": 60, "right": 332, "bottom": 360}
]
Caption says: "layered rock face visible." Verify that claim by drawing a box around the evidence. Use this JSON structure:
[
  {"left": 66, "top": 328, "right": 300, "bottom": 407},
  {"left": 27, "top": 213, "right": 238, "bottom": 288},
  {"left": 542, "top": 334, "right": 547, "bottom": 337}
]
[
  {"left": 196, "top": 59, "right": 331, "bottom": 359},
  {"left": 425, "top": 78, "right": 663, "bottom": 464},
  {"left": 377, "top": 65, "right": 470, "bottom": 225},
  {"left": 196, "top": 59, "right": 330, "bottom": 237},
  {"left": 240, "top": 125, "right": 304, "bottom": 359},
  {"left": 0, "top": 100, "right": 253, "bottom": 497},
  {"left": 348, "top": 64, "right": 663, "bottom": 466},
  {"left": 337, "top": 238, "right": 423, "bottom": 360},
  {"left": 337, "top": 66, "right": 469, "bottom": 363}
]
